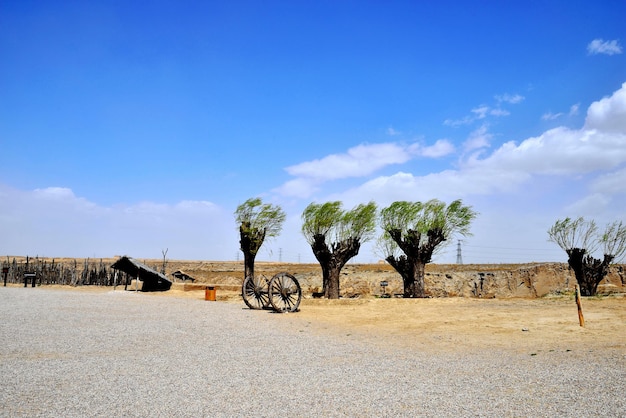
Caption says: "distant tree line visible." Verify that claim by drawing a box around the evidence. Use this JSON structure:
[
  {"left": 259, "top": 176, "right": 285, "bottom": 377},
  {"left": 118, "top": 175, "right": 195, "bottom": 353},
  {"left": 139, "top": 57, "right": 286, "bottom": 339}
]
[
  {"left": 237, "top": 197, "right": 626, "bottom": 298},
  {"left": 237, "top": 197, "right": 477, "bottom": 299}
]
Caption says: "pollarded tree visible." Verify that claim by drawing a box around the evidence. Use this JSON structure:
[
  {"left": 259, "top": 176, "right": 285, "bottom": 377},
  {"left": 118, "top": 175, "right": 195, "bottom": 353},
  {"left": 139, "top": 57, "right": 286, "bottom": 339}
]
[
  {"left": 235, "top": 198, "right": 286, "bottom": 280},
  {"left": 548, "top": 217, "right": 626, "bottom": 296},
  {"left": 302, "top": 201, "right": 377, "bottom": 299},
  {"left": 379, "top": 199, "right": 477, "bottom": 298}
]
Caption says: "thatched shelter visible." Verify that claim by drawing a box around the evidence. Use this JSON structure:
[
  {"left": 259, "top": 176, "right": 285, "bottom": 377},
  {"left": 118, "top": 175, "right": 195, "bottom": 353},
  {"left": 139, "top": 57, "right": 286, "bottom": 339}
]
[
  {"left": 111, "top": 256, "right": 172, "bottom": 291},
  {"left": 171, "top": 270, "right": 196, "bottom": 282}
]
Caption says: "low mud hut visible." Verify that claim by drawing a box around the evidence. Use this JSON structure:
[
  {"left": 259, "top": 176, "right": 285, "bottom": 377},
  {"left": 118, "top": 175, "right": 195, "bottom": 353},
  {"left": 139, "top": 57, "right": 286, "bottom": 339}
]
[{"left": 171, "top": 270, "right": 196, "bottom": 282}]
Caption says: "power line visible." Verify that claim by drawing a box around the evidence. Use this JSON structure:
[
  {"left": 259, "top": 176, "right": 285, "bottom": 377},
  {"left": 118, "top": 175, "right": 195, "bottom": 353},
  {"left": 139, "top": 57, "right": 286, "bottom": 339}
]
[{"left": 464, "top": 244, "right": 562, "bottom": 252}]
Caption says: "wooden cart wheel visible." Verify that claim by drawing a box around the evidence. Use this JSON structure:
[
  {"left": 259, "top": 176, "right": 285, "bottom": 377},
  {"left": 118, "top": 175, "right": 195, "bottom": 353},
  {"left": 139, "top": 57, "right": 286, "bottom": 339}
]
[
  {"left": 268, "top": 272, "right": 302, "bottom": 313},
  {"left": 242, "top": 275, "right": 270, "bottom": 310}
]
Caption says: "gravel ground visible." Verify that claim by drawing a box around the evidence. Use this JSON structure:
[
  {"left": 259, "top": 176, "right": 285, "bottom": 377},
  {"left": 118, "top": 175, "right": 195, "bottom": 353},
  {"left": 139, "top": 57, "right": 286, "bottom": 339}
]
[{"left": 1, "top": 287, "right": 624, "bottom": 417}]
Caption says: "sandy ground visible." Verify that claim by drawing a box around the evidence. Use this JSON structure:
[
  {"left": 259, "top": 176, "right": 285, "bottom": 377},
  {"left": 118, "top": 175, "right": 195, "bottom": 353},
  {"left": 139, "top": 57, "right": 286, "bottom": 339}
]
[
  {"left": 34, "top": 284, "right": 625, "bottom": 357},
  {"left": 292, "top": 296, "right": 626, "bottom": 356}
]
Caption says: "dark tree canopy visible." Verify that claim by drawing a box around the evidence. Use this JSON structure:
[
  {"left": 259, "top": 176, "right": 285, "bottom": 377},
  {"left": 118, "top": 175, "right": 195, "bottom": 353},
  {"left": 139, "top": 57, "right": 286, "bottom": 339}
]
[
  {"left": 379, "top": 199, "right": 477, "bottom": 298},
  {"left": 548, "top": 217, "right": 626, "bottom": 296},
  {"left": 302, "top": 201, "right": 377, "bottom": 299},
  {"left": 235, "top": 198, "right": 286, "bottom": 280}
]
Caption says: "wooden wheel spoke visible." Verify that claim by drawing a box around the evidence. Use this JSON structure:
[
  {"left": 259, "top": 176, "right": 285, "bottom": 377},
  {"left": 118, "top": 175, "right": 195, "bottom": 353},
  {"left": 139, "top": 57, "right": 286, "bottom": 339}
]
[
  {"left": 268, "top": 272, "right": 302, "bottom": 313},
  {"left": 242, "top": 275, "right": 270, "bottom": 310}
]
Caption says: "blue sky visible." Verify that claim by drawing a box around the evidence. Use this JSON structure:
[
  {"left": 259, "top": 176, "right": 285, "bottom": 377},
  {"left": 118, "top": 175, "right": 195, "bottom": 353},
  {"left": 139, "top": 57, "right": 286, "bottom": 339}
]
[{"left": 1, "top": 1, "right": 625, "bottom": 264}]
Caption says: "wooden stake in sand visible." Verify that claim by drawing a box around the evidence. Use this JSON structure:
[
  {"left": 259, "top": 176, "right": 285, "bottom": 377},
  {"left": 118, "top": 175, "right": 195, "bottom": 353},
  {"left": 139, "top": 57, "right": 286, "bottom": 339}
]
[{"left": 575, "top": 284, "right": 585, "bottom": 327}]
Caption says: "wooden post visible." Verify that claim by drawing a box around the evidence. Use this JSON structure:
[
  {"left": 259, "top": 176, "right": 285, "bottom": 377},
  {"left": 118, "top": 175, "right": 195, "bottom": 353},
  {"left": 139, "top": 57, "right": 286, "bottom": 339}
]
[{"left": 575, "top": 284, "right": 585, "bottom": 327}]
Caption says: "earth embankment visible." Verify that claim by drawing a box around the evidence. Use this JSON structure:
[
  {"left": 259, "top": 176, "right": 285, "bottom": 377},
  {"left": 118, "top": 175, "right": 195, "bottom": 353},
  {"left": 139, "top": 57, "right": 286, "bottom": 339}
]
[{"left": 3, "top": 256, "right": 625, "bottom": 297}]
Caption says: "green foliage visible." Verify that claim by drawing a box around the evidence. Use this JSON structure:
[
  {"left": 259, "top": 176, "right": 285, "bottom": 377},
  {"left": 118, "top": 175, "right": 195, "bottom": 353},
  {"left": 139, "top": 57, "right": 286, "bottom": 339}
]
[
  {"left": 548, "top": 217, "right": 626, "bottom": 261},
  {"left": 601, "top": 220, "right": 626, "bottom": 261},
  {"left": 301, "top": 201, "right": 377, "bottom": 244},
  {"left": 235, "top": 197, "right": 286, "bottom": 238},
  {"left": 378, "top": 199, "right": 477, "bottom": 255},
  {"left": 301, "top": 201, "right": 343, "bottom": 238},
  {"left": 547, "top": 217, "right": 598, "bottom": 254}
]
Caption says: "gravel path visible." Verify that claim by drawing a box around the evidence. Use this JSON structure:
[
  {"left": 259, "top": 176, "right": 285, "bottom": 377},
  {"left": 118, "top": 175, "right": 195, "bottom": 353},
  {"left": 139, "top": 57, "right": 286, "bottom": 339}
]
[{"left": 1, "top": 287, "right": 624, "bottom": 417}]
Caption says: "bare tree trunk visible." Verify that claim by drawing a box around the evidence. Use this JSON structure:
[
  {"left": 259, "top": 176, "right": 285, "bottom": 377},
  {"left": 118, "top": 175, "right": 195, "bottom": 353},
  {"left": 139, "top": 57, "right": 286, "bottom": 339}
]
[
  {"left": 319, "top": 263, "right": 330, "bottom": 295},
  {"left": 310, "top": 234, "right": 360, "bottom": 299},
  {"left": 413, "top": 261, "right": 426, "bottom": 298},
  {"left": 386, "top": 255, "right": 412, "bottom": 297},
  {"left": 326, "top": 265, "right": 341, "bottom": 299},
  {"left": 239, "top": 222, "right": 266, "bottom": 280},
  {"left": 386, "top": 228, "right": 441, "bottom": 298},
  {"left": 386, "top": 255, "right": 427, "bottom": 298},
  {"left": 243, "top": 252, "right": 256, "bottom": 281}
]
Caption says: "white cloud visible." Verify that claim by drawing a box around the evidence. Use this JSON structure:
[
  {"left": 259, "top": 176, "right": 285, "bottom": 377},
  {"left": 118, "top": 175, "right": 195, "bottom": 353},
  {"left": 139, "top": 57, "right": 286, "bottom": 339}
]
[
  {"left": 470, "top": 126, "right": 626, "bottom": 175},
  {"left": 471, "top": 105, "right": 490, "bottom": 119},
  {"left": 33, "top": 187, "right": 75, "bottom": 199},
  {"left": 585, "top": 82, "right": 626, "bottom": 133},
  {"left": 276, "top": 140, "right": 455, "bottom": 197},
  {"left": 564, "top": 193, "right": 613, "bottom": 217},
  {"left": 489, "top": 108, "right": 510, "bottom": 117},
  {"left": 446, "top": 92, "right": 521, "bottom": 127},
  {"left": 386, "top": 127, "right": 401, "bottom": 136},
  {"left": 542, "top": 102, "right": 581, "bottom": 121},
  {"left": 443, "top": 116, "right": 473, "bottom": 127},
  {"left": 587, "top": 38, "right": 623, "bottom": 55},
  {"left": 495, "top": 93, "right": 525, "bottom": 104},
  {"left": 421, "top": 139, "right": 455, "bottom": 157},
  {"left": 590, "top": 167, "right": 626, "bottom": 195},
  {"left": 463, "top": 125, "right": 492, "bottom": 152},
  {"left": 0, "top": 185, "right": 235, "bottom": 260},
  {"left": 175, "top": 200, "right": 218, "bottom": 212},
  {"left": 445, "top": 108, "right": 497, "bottom": 127},
  {"left": 541, "top": 112, "right": 563, "bottom": 121},
  {"left": 324, "top": 165, "right": 533, "bottom": 223},
  {"left": 324, "top": 81, "right": 626, "bottom": 219},
  {"left": 563, "top": 164, "right": 626, "bottom": 238},
  {"left": 281, "top": 83, "right": 626, "bottom": 207},
  {"left": 273, "top": 178, "right": 320, "bottom": 199},
  {"left": 320, "top": 82, "right": 626, "bottom": 263},
  {"left": 469, "top": 105, "right": 510, "bottom": 119},
  {"left": 285, "top": 142, "right": 415, "bottom": 181}
]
